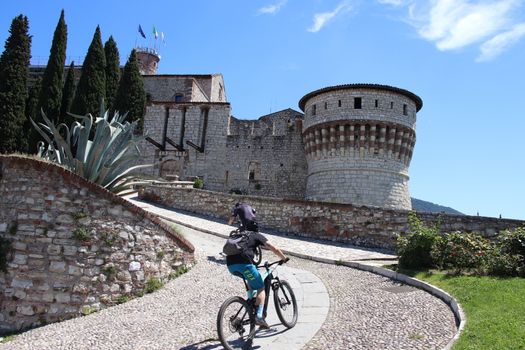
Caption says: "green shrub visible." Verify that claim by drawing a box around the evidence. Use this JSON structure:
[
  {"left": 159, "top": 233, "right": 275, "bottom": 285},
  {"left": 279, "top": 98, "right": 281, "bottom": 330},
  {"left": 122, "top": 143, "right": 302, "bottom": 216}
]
[
  {"left": 72, "top": 228, "right": 90, "bottom": 242},
  {"left": 145, "top": 277, "right": 164, "bottom": 293},
  {"left": 193, "top": 177, "right": 204, "bottom": 189},
  {"left": 73, "top": 211, "right": 88, "bottom": 220},
  {"left": 396, "top": 212, "right": 440, "bottom": 269},
  {"left": 116, "top": 295, "right": 132, "bottom": 304},
  {"left": 431, "top": 232, "right": 491, "bottom": 273},
  {"left": 485, "top": 250, "right": 524, "bottom": 277},
  {"left": 497, "top": 227, "right": 525, "bottom": 258},
  {"left": 168, "top": 265, "right": 189, "bottom": 280},
  {"left": 487, "top": 227, "right": 525, "bottom": 277},
  {"left": 102, "top": 265, "right": 118, "bottom": 279}
]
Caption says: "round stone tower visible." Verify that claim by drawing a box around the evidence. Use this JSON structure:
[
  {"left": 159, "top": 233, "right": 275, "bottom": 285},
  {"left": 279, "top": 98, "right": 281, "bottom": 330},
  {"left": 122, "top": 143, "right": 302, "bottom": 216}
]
[
  {"left": 135, "top": 47, "right": 161, "bottom": 75},
  {"left": 298, "top": 84, "right": 422, "bottom": 210}
]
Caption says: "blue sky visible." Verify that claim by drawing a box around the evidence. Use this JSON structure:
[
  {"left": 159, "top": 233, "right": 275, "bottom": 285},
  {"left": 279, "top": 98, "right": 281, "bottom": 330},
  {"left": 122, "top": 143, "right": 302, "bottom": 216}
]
[{"left": 1, "top": 0, "right": 524, "bottom": 219}]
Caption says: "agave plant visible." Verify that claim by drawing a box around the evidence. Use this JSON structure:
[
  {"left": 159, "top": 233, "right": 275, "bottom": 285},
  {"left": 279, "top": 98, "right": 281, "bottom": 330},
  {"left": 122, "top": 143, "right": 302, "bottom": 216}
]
[{"left": 30, "top": 101, "right": 151, "bottom": 193}]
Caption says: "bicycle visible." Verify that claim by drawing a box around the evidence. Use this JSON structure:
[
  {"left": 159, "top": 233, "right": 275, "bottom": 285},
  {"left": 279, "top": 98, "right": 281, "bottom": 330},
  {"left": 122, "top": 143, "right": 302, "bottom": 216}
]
[
  {"left": 229, "top": 228, "right": 263, "bottom": 266},
  {"left": 217, "top": 259, "right": 298, "bottom": 350}
]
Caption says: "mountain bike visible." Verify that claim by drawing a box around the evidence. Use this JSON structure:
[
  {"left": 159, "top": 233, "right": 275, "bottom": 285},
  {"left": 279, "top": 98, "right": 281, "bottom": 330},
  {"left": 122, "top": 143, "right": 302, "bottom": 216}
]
[
  {"left": 217, "top": 259, "right": 298, "bottom": 350},
  {"left": 229, "top": 228, "right": 262, "bottom": 266}
]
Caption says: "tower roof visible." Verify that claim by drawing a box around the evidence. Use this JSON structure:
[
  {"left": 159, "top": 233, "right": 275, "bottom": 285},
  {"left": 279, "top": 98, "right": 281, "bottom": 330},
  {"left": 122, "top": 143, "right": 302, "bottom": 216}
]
[{"left": 298, "top": 83, "right": 423, "bottom": 112}]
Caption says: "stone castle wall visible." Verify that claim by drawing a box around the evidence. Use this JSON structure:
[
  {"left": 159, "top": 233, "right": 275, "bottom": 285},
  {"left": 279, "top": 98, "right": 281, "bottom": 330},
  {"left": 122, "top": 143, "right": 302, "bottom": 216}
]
[
  {"left": 300, "top": 85, "right": 421, "bottom": 210},
  {"left": 0, "top": 156, "right": 195, "bottom": 335},
  {"left": 138, "top": 185, "right": 525, "bottom": 250},
  {"left": 140, "top": 78, "right": 425, "bottom": 211},
  {"left": 224, "top": 109, "right": 307, "bottom": 199}
]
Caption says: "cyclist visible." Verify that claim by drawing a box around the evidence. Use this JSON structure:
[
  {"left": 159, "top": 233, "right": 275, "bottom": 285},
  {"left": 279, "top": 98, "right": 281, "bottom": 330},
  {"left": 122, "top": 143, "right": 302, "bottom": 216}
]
[
  {"left": 226, "top": 203, "right": 288, "bottom": 329},
  {"left": 228, "top": 202, "right": 258, "bottom": 232}
]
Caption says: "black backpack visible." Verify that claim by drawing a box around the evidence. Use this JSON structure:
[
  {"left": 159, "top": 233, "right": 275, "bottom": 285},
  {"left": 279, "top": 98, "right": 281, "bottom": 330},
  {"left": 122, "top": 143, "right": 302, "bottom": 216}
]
[{"left": 223, "top": 232, "right": 250, "bottom": 256}]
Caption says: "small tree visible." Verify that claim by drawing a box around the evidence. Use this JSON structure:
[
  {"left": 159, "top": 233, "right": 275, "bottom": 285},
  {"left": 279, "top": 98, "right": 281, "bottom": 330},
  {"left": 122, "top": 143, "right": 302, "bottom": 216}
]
[
  {"left": 71, "top": 25, "right": 106, "bottom": 117},
  {"left": 37, "top": 9, "right": 67, "bottom": 121},
  {"left": 60, "top": 61, "right": 76, "bottom": 125},
  {"left": 114, "top": 49, "right": 146, "bottom": 132},
  {"left": 0, "top": 15, "right": 31, "bottom": 154},
  {"left": 104, "top": 36, "right": 120, "bottom": 113}
]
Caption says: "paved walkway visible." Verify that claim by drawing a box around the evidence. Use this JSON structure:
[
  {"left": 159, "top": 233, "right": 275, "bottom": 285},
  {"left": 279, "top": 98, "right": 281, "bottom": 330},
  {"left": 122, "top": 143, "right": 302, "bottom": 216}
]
[
  {"left": 0, "top": 196, "right": 458, "bottom": 350},
  {"left": 126, "top": 195, "right": 398, "bottom": 267}
]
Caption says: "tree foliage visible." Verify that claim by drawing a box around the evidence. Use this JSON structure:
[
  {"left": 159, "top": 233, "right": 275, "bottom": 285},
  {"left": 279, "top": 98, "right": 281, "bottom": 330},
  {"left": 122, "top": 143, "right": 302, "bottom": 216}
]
[
  {"left": 0, "top": 15, "right": 31, "bottom": 154},
  {"left": 104, "top": 36, "right": 120, "bottom": 113},
  {"left": 71, "top": 26, "right": 106, "bottom": 117},
  {"left": 37, "top": 9, "right": 67, "bottom": 122},
  {"left": 114, "top": 49, "right": 146, "bottom": 132},
  {"left": 25, "top": 77, "right": 42, "bottom": 153},
  {"left": 60, "top": 61, "right": 76, "bottom": 125}
]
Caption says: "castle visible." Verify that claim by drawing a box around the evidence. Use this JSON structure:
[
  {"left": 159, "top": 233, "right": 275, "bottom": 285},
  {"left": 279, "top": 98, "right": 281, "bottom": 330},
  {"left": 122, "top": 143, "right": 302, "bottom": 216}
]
[{"left": 136, "top": 49, "right": 422, "bottom": 211}]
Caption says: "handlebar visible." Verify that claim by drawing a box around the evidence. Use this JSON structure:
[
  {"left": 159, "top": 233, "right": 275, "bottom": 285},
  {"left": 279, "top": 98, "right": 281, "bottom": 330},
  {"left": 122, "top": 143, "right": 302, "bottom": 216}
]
[{"left": 260, "top": 258, "right": 289, "bottom": 269}]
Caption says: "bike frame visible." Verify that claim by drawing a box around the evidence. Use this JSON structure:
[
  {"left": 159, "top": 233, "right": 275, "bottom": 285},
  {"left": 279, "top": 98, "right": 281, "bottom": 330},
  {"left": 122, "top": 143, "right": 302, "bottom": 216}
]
[{"left": 245, "top": 261, "right": 289, "bottom": 319}]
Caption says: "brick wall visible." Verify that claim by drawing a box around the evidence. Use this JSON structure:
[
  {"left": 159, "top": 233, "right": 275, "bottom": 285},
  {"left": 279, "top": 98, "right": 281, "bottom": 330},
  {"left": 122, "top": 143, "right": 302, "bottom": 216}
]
[{"left": 0, "top": 156, "right": 195, "bottom": 335}]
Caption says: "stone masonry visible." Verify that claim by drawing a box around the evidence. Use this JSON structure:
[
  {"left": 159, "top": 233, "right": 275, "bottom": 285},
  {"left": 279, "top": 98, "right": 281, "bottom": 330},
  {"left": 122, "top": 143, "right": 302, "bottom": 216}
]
[
  {"left": 138, "top": 185, "right": 525, "bottom": 250},
  {"left": 300, "top": 84, "right": 421, "bottom": 210},
  {"left": 0, "top": 155, "right": 195, "bottom": 335}
]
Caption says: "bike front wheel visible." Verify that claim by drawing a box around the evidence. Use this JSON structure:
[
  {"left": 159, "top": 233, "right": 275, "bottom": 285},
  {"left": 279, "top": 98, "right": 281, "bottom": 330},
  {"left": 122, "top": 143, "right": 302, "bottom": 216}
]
[
  {"left": 217, "top": 296, "right": 255, "bottom": 350},
  {"left": 273, "top": 280, "right": 298, "bottom": 328}
]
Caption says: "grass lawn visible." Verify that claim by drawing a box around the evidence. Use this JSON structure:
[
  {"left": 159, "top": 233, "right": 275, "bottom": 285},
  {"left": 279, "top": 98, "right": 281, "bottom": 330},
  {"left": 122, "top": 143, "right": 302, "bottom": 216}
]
[{"left": 402, "top": 269, "right": 525, "bottom": 350}]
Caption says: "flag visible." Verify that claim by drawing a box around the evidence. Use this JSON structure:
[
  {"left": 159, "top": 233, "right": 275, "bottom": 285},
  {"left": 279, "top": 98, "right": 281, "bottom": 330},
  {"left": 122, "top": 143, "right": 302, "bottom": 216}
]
[
  {"left": 153, "top": 26, "right": 158, "bottom": 39},
  {"left": 138, "top": 25, "right": 146, "bottom": 39}
]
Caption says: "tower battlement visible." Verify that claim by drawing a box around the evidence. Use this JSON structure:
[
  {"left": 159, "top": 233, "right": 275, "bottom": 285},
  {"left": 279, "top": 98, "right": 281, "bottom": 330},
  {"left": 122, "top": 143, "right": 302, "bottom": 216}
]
[{"left": 136, "top": 47, "right": 160, "bottom": 75}]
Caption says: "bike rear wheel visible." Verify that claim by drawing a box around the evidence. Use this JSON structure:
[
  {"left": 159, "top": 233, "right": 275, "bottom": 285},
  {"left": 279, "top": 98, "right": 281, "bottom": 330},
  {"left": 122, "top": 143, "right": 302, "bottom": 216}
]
[
  {"left": 273, "top": 280, "right": 298, "bottom": 328},
  {"left": 217, "top": 296, "right": 255, "bottom": 350},
  {"left": 253, "top": 245, "right": 262, "bottom": 266}
]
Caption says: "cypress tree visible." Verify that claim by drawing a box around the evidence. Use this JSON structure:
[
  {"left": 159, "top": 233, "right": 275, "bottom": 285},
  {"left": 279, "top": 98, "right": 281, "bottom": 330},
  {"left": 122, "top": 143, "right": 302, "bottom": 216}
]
[
  {"left": 25, "top": 77, "right": 41, "bottom": 153},
  {"left": 104, "top": 36, "right": 120, "bottom": 113},
  {"left": 60, "top": 61, "right": 76, "bottom": 125},
  {"left": 36, "top": 9, "right": 67, "bottom": 121},
  {"left": 71, "top": 26, "right": 106, "bottom": 117},
  {"left": 0, "top": 15, "right": 31, "bottom": 154},
  {"left": 114, "top": 49, "right": 146, "bottom": 132}
]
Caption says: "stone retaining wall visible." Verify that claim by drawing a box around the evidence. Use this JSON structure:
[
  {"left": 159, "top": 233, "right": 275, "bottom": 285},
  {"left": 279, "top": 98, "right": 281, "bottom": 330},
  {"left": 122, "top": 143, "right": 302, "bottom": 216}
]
[
  {"left": 138, "top": 185, "right": 524, "bottom": 250},
  {"left": 0, "top": 156, "right": 195, "bottom": 335}
]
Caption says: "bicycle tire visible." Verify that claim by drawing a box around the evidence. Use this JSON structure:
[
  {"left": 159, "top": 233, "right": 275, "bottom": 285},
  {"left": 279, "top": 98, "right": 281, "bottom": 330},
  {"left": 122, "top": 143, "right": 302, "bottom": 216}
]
[
  {"left": 273, "top": 280, "right": 298, "bottom": 328},
  {"left": 217, "top": 296, "right": 255, "bottom": 350},
  {"left": 253, "top": 245, "right": 262, "bottom": 266}
]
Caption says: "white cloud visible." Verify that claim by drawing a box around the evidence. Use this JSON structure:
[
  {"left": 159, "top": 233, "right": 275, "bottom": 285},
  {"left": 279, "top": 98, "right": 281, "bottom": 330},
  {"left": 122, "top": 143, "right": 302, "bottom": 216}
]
[
  {"left": 378, "top": 0, "right": 405, "bottom": 6},
  {"left": 308, "top": 1, "right": 353, "bottom": 32},
  {"left": 258, "top": 0, "right": 288, "bottom": 15},
  {"left": 478, "top": 23, "right": 525, "bottom": 61},
  {"left": 407, "top": 0, "right": 523, "bottom": 57}
]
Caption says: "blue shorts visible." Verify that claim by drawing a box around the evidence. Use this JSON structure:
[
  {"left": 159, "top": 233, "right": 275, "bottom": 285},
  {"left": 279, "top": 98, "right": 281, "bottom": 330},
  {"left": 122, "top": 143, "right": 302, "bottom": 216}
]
[{"left": 228, "top": 264, "right": 264, "bottom": 290}]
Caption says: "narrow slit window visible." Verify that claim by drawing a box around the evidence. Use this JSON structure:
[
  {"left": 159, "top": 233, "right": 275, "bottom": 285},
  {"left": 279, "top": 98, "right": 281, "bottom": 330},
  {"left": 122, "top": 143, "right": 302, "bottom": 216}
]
[
  {"left": 324, "top": 102, "right": 328, "bottom": 109},
  {"left": 338, "top": 100, "right": 341, "bottom": 107},
  {"left": 390, "top": 101, "right": 394, "bottom": 109},
  {"left": 354, "top": 97, "right": 362, "bottom": 109},
  {"left": 403, "top": 104, "right": 407, "bottom": 115},
  {"left": 312, "top": 104, "right": 316, "bottom": 116},
  {"left": 375, "top": 99, "right": 378, "bottom": 108}
]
